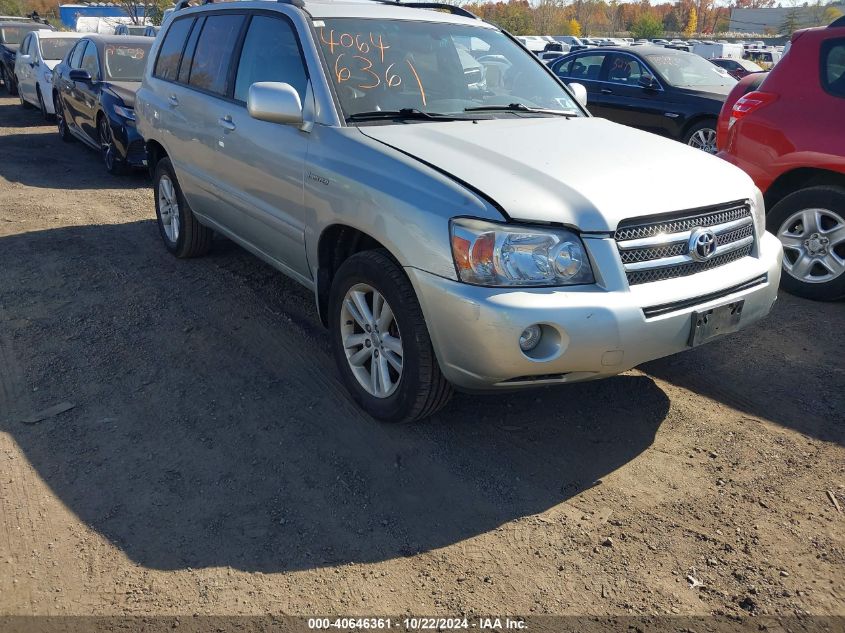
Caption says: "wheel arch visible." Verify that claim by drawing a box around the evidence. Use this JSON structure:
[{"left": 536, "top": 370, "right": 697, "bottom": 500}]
[
  {"left": 145, "top": 139, "right": 168, "bottom": 177},
  {"left": 316, "top": 224, "right": 395, "bottom": 327},
  {"left": 681, "top": 113, "right": 718, "bottom": 140},
  {"left": 764, "top": 168, "right": 845, "bottom": 212}
]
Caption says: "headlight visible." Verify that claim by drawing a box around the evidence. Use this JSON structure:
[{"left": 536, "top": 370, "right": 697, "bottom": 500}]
[
  {"left": 450, "top": 218, "right": 594, "bottom": 287},
  {"left": 113, "top": 105, "right": 135, "bottom": 121},
  {"left": 750, "top": 189, "right": 766, "bottom": 240}
]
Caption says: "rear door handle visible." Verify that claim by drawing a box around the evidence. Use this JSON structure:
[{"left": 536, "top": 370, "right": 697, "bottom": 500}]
[
  {"left": 218, "top": 115, "right": 235, "bottom": 131},
  {"left": 600, "top": 88, "right": 613, "bottom": 94},
  {"left": 168, "top": 94, "right": 178, "bottom": 106}
]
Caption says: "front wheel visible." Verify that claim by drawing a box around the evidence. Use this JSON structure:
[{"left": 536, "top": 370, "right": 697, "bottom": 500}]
[
  {"left": 768, "top": 186, "right": 845, "bottom": 301},
  {"left": 17, "top": 79, "right": 32, "bottom": 109},
  {"left": 98, "top": 115, "right": 127, "bottom": 175},
  {"left": 684, "top": 119, "right": 718, "bottom": 154},
  {"left": 54, "top": 93, "right": 73, "bottom": 142},
  {"left": 153, "top": 157, "right": 213, "bottom": 258},
  {"left": 329, "top": 250, "right": 453, "bottom": 423},
  {"left": 38, "top": 88, "right": 53, "bottom": 121},
  {"left": 2, "top": 67, "right": 17, "bottom": 95}
]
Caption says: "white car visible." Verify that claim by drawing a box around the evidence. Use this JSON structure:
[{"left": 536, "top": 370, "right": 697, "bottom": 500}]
[{"left": 15, "top": 30, "right": 83, "bottom": 118}]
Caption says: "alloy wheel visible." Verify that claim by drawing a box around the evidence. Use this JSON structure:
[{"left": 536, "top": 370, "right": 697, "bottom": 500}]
[
  {"left": 99, "top": 117, "right": 116, "bottom": 171},
  {"left": 778, "top": 208, "right": 845, "bottom": 284},
  {"left": 340, "top": 283, "right": 403, "bottom": 398},
  {"left": 687, "top": 128, "right": 717, "bottom": 154},
  {"left": 157, "top": 174, "right": 180, "bottom": 243}
]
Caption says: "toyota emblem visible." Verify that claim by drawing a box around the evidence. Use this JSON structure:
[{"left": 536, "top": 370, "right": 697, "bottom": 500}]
[{"left": 688, "top": 227, "right": 717, "bottom": 261}]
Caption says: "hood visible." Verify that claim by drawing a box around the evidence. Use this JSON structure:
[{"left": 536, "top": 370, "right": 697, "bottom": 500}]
[
  {"left": 676, "top": 83, "right": 734, "bottom": 99},
  {"left": 105, "top": 81, "right": 140, "bottom": 108},
  {"left": 359, "top": 117, "right": 754, "bottom": 232}
]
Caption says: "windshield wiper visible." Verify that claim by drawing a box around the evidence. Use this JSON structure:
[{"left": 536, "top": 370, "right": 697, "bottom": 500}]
[
  {"left": 347, "top": 108, "right": 474, "bottom": 122},
  {"left": 464, "top": 103, "right": 579, "bottom": 117}
]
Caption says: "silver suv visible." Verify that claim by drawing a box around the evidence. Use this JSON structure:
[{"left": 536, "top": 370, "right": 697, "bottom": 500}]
[{"left": 136, "top": 0, "right": 783, "bottom": 423}]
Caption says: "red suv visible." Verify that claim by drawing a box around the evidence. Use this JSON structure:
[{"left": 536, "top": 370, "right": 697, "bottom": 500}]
[{"left": 717, "top": 17, "right": 845, "bottom": 300}]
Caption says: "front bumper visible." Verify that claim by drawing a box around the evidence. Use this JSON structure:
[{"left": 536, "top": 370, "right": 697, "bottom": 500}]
[{"left": 408, "top": 232, "right": 782, "bottom": 390}]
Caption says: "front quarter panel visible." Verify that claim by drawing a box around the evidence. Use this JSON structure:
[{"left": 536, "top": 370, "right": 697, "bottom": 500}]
[{"left": 305, "top": 126, "right": 504, "bottom": 281}]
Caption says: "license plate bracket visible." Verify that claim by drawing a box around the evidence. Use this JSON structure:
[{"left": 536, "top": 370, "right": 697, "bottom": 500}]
[{"left": 688, "top": 300, "right": 745, "bottom": 347}]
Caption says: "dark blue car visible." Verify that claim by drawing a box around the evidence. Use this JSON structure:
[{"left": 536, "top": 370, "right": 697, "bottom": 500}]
[{"left": 52, "top": 34, "right": 151, "bottom": 174}]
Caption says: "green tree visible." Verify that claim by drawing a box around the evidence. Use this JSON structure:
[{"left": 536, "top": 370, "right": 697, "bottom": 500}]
[
  {"left": 780, "top": 7, "right": 801, "bottom": 36},
  {"left": 631, "top": 13, "right": 664, "bottom": 40}
]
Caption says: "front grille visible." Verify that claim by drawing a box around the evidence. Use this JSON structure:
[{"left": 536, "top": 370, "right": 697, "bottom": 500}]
[{"left": 615, "top": 201, "right": 755, "bottom": 285}]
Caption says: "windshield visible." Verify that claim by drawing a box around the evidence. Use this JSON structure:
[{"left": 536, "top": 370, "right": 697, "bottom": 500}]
[
  {"left": 1, "top": 25, "right": 41, "bottom": 46},
  {"left": 646, "top": 52, "right": 735, "bottom": 88},
  {"left": 103, "top": 42, "right": 151, "bottom": 81},
  {"left": 40, "top": 38, "right": 77, "bottom": 61},
  {"left": 315, "top": 18, "right": 581, "bottom": 121}
]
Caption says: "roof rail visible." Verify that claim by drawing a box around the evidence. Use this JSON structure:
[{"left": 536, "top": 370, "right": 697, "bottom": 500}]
[
  {"left": 176, "top": 0, "right": 304, "bottom": 9},
  {"left": 371, "top": 1, "right": 478, "bottom": 19}
]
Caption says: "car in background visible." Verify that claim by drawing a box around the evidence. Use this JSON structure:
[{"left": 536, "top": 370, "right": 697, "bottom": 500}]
[
  {"left": 52, "top": 35, "right": 152, "bottom": 174},
  {"left": 743, "top": 48, "right": 782, "bottom": 69},
  {"left": 14, "top": 30, "right": 83, "bottom": 119},
  {"left": 711, "top": 57, "right": 763, "bottom": 80},
  {"left": 143, "top": 26, "right": 160, "bottom": 37},
  {"left": 550, "top": 46, "right": 736, "bottom": 152},
  {"left": 114, "top": 24, "right": 149, "bottom": 36},
  {"left": 717, "top": 18, "right": 845, "bottom": 300},
  {"left": 1, "top": 18, "right": 54, "bottom": 95}
]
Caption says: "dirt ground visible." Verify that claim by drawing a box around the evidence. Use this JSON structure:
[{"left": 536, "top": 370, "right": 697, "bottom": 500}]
[{"left": 0, "top": 95, "right": 843, "bottom": 622}]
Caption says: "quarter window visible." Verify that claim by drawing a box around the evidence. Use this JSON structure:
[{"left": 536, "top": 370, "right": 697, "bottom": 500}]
[
  {"left": 821, "top": 39, "right": 845, "bottom": 98},
  {"left": 187, "top": 14, "right": 245, "bottom": 96},
  {"left": 234, "top": 15, "right": 307, "bottom": 103},
  {"left": 154, "top": 17, "right": 193, "bottom": 81}
]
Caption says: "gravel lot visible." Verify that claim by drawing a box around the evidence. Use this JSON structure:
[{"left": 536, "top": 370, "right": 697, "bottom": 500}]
[{"left": 1, "top": 95, "right": 843, "bottom": 620}]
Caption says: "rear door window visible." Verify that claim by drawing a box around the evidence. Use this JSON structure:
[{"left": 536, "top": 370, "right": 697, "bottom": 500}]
[
  {"left": 187, "top": 13, "right": 245, "bottom": 96},
  {"left": 154, "top": 16, "right": 194, "bottom": 81},
  {"left": 821, "top": 38, "right": 845, "bottom": 98},
  {"left": 233, "top": 14, "right": 307, "bottom": 103},
  {"left": 558, "top": 54, "right": 606, "bottom": 81},
  {"left": 177, "top": 16, "right": 204, "bottom": 84}
]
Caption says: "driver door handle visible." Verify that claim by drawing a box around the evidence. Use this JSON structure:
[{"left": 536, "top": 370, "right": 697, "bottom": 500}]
[
  {"left": 218, "top": 115, "right": 236, "bottom": 131},
  {"left": 601, "top": 88, "right": 613, "bottom": 94}
]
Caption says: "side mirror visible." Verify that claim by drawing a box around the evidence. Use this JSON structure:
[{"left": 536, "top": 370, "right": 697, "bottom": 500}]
[
  {"left": 568, "top": 82, "right": 588, "bottom": 107},
  {"left": 69, "top": 69, "right": 92, "bottom": 83},
  {"left": 247, "top": 82, "right": 302, "bottom": 126},
  {"left": 638, "top": 76, "right": 659, "bottom": 90}
]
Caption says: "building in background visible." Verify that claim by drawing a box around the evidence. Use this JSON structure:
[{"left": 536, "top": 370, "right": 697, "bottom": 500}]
[{"left": 58, "top": 3, "right": 145, "bottom": 30}]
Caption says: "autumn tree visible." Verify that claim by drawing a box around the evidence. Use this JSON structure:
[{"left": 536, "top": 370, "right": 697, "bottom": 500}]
[{"left": 683, "top": 5, "right": 697, "bottom": 37}]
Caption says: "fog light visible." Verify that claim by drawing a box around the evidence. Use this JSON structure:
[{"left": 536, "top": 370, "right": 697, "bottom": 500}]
[{"left": 519, "top": 325, "right": 542, "bottom": 352}]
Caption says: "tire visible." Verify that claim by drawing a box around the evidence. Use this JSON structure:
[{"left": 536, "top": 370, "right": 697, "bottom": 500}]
[
  {"left": 37, "top": 87, "right": 53, "bottom": 121},
  {"left": 683, "top": 119, "right": 718, "bottom": 154},
  {"left": 2, "top": 67, "right": 17, "bottom": 95},
  {"left": 17, "top": 79, "right": 32, "bottom": 109},
  {"left": 767, "top": 186, "right": 845, "bottom": 301},
  {"left": 98, "top": 114, "right": 127, "bottom": 175},
  {"left": 328, "top": 249, "right": 453, "bottom": 423},
  {"left": 54, "top": 92, "right": 73, "bottom": 142},
  {"left": 153, "top": 157, "right": 212, "bottom": 258}
]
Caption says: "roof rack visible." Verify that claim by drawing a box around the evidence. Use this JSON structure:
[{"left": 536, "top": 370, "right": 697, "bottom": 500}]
[
  {"left": 371, "top": 1, "right": 478, "bottom": 19},
  {"left": 175, "top": 0, "right": 303, "bottom": 10}
]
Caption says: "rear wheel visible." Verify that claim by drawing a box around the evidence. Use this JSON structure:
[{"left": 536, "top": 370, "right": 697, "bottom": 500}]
[
  {"left": 329, "top": 250, "right": 452, "bottom": 423},
  {"left": 768, "top": 186, "right": 845, "bottom": 301},
  {"left": 153, "top": 157, "right": 212, "bottom": 258},
  {"left": 684, "top": 119, "right": 718, "bottom": 154},
  {"left": 54, "top": 93, "right": 73, "bottom": 142}
]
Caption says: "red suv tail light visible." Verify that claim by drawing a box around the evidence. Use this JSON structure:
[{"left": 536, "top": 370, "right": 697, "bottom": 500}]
[{"left": 729, "top": 91, "right": 777, "bottom": 128}]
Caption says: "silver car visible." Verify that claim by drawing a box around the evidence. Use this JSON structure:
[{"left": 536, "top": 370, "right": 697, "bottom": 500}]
[{"left": 136, "top": 0, "right": 783, "bottom": 423}]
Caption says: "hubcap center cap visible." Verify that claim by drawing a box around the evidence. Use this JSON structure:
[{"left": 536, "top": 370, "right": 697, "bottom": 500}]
[{"left": 805, "top": 234, "right": 828, "bottom": 254}]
